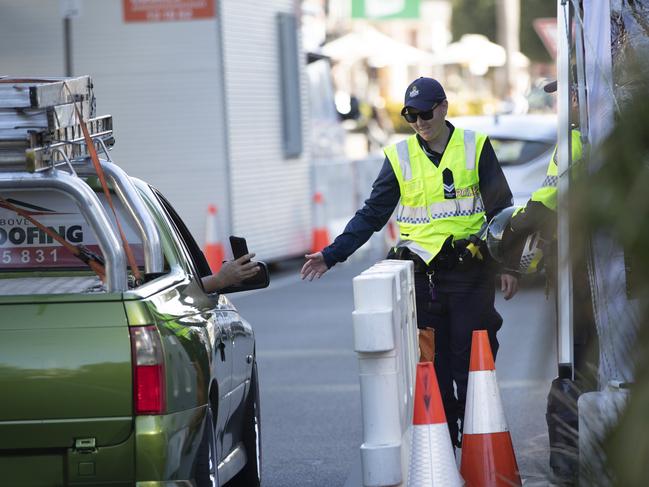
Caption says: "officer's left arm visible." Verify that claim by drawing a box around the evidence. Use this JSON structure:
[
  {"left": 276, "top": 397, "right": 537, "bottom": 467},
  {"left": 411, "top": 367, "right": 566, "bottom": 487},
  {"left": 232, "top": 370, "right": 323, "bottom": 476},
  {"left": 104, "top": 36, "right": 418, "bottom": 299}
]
[
  {"left": 478, "top": 138, "right": 519, "bottom": 282},
  {"left": 510, "top": 146, "right": 559, "bottom": 238},
  {"left": 510, "top": 200, "right": 556, "bottom": 238},
  {"left": 478, "top": 138, "right": 514, "bottom": 222}
]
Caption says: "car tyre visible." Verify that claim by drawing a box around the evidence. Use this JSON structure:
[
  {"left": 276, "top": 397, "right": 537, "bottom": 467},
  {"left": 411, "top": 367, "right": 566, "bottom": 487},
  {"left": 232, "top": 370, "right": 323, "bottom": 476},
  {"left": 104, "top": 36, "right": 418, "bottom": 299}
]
[
  {"left": 228, "top": 361, "right": 261, "bottom": 487},
  {"left": 196, "top": 405, "right": 220, "bottom": 487}
]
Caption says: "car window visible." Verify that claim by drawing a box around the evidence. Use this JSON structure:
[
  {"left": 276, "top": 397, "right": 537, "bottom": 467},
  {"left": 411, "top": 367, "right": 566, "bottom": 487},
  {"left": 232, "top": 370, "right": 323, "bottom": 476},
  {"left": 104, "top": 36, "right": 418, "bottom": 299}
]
[
  {"left": 150, "top": 188, "right": 213, "bottom": 282},
  {"left": 490, "top": 138, "right": 554, "bottom": 166}
]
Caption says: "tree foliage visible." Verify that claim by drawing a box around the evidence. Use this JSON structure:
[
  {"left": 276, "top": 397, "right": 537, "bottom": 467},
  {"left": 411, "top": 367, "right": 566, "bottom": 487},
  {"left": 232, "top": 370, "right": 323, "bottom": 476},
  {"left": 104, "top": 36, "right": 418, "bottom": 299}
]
[
  {"left": 450, "top": 0, "right": 496, "bottom": 42},
  {"left": 450, "top": 0, "right": 556, "bottom": 62},
  {"left": 571, "top": 82, "right": 649, "bottom": 487}
]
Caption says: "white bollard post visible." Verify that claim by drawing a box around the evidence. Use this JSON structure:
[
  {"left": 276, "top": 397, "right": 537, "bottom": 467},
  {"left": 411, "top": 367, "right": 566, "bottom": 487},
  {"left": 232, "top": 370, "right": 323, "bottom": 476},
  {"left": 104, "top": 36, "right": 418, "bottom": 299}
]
[{"left": 353, "top": 260, "right": 418, "bottom": 487}]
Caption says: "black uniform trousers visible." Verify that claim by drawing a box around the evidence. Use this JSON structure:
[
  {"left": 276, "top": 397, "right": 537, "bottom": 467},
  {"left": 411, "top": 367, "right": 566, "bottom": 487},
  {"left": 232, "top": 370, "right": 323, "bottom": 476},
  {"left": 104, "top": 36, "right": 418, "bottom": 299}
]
[{"left": 413, "top": 261, "right": 503, "bottom": 444}]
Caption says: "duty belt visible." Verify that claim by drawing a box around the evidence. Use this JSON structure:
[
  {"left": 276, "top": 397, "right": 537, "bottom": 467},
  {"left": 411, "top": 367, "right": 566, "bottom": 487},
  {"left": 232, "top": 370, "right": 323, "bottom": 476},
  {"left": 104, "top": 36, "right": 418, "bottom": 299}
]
[{"left": 387, "top": 246, "right": 458, "bottom": 273}]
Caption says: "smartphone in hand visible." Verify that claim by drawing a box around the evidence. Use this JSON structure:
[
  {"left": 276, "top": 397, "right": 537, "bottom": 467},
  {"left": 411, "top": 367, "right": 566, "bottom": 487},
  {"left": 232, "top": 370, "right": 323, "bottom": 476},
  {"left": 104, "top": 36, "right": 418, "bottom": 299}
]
[{"left": 229, "top": 236, "right": 250, "bottom": 262}]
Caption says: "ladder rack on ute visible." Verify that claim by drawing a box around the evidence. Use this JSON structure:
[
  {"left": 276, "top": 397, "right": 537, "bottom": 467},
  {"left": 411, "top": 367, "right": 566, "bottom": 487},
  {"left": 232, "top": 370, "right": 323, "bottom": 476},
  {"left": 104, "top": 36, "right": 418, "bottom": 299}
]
[{"left": 0, "top": 76, "right": 163, "bottom": 292}]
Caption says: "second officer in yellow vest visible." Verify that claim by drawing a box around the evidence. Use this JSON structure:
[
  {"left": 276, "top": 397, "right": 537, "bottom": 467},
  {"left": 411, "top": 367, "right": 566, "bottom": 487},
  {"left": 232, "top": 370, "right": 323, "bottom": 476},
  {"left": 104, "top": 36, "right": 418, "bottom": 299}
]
[
  {"left": 500, "top": 78, "right": 594, "bottom": 483},
  {"left": 301, "top": 77, "right": 519, "bottom": 445}
]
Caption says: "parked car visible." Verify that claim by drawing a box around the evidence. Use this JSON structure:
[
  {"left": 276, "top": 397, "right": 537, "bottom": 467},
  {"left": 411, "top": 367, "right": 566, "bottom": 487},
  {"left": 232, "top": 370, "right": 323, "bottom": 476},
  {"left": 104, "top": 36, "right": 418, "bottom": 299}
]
[
  {"left": 0, "top": 75, "right": 267, "bottom": 486},
  {"left": 449, "top": 114, "right": 557, "bottom": 206},
  {"left": 0, "top": 173, "right": 268, "bottom": 487}
]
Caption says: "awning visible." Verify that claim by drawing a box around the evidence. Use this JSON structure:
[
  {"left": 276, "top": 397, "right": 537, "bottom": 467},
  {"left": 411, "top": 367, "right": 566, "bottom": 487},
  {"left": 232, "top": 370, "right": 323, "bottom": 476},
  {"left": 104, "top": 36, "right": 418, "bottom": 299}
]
[{"left": 322, "top": 26, "right": 436, "bottom": 67}]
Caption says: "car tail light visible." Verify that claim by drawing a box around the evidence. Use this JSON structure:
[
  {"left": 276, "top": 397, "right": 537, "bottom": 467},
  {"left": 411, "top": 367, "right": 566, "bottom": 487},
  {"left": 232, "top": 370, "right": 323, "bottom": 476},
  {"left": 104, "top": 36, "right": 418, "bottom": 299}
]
[{"left": 130, "top": 325, "right": 166, "bottom": 415}]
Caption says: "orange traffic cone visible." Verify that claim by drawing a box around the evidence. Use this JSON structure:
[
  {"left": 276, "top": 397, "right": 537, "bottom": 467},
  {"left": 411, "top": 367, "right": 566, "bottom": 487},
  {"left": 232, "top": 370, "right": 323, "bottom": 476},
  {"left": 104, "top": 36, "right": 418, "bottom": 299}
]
[
  {"left": 311, "top": 192, "right": 330, "bottom": 253},
  {"left": 204, "top": 204, "right": 224, "bottom": 273},
  {"left": 408, "top": 362, "right": 463, "bottom": 487},
  {"left": 460, "top": 330, "right": 521, "bottom": 486}
]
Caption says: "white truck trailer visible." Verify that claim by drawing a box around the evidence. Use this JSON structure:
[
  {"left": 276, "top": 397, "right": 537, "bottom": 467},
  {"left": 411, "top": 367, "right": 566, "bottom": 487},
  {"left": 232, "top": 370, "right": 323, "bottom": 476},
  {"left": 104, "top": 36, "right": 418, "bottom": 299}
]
[{"left": 0, "top": 0, "right": 313, "bottom": 261}]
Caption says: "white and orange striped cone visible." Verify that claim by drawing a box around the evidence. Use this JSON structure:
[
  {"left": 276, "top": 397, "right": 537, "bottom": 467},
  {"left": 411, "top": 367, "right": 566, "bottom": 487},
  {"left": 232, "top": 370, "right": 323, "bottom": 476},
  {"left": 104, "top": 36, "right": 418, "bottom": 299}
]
[
  {"left": 311, "top": 192, "right": 330, "bottom": 253},
  {"left": 204, "top": 204, "right": 224, "bottom": 273},
  {"left": 460, "top": 330, "right": 521, "bottom": 487},
  {"left": 408, "top": 362, "right": 463, "bottom": 487}
]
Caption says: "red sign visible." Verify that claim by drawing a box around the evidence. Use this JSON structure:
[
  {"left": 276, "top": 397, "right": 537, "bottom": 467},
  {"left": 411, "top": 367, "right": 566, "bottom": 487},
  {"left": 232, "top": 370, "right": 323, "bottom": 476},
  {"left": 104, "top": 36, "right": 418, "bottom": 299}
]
[
  {"left": 123, "top": 0, "right": 215, "bottom": 23},
  {"left": 533, "top": 18, "right": 557, "bottom": 59}
]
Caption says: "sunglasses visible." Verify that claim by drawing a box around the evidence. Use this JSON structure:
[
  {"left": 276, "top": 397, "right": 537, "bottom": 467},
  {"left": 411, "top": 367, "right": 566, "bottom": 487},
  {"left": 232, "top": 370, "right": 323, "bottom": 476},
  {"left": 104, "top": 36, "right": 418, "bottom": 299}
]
[{"left": 401, "top": 100, "right": 444, "bottom": 123}]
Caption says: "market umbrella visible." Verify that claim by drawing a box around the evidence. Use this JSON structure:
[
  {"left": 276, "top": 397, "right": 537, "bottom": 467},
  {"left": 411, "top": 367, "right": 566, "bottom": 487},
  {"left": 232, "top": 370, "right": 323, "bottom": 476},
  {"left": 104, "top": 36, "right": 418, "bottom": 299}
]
[
  {"left": 322, "top": 26, "right": 436, "bottom": 67},
  {"left": 433, "top": 34, "right": 529, "bottom": 75}
]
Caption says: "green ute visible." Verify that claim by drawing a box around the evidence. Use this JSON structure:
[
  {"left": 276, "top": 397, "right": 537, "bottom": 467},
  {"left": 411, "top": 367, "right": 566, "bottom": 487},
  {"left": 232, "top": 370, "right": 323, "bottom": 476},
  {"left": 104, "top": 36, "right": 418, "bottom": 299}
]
[{"left": 0, "top": 76, "right": 267, "bottom": 487}]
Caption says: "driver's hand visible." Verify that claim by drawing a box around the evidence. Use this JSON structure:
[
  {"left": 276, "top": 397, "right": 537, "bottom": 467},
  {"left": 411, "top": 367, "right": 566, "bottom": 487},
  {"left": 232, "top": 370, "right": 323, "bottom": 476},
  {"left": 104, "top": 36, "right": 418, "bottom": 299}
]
[{"left": 202, "top": 253, "right": 259, "bottom": 292}]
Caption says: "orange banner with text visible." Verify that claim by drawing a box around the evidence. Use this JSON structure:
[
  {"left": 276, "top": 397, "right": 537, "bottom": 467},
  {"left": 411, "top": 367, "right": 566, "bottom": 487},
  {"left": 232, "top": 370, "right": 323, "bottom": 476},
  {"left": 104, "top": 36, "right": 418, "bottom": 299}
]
[{"left": 123, "top": 0, "right": 215, "bottom": 23}]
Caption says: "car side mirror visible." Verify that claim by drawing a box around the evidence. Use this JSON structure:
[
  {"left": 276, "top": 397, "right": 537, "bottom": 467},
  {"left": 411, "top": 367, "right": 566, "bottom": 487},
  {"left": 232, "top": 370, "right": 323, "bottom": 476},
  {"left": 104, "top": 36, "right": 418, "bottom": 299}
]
[{"left": 219, "top": 261, "right": 271, "bottom": 294}]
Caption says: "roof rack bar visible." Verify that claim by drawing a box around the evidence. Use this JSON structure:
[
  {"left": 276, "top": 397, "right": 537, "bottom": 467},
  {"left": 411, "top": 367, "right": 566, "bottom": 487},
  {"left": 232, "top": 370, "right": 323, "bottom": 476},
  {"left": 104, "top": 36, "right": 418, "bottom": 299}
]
[
  {"left": 25, "top": 115, "right": 114, "bottom": 171},
  {"left": 75, "top": 158, "right": 164, "bottom": 274},
  {"left": 47, "top": 147, "right": 78, "bottom": 175}
]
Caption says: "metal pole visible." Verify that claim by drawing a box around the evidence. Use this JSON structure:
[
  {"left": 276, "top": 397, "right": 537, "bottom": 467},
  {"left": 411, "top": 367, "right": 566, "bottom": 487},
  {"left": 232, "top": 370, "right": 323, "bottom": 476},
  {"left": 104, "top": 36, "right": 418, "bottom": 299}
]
[
  {"left": 573, "top": 0, "right": 590, "bottom": 145},
  {"left": 496, "top": 0, "right": 520, "bottom": 99},
  {"left": 63, "top": 17, "right": 73, "bottom": 76},
  {"left": 215, "top": 0, "right": 233, "bottom": 243},
  {"left": 556, "top": 0, "right": 574, "bottom": 379}
]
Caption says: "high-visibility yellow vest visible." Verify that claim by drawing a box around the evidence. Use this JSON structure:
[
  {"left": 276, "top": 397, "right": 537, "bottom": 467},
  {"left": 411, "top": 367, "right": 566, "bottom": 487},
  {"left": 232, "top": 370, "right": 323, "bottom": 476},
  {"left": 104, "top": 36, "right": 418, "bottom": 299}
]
[
  {"left": 384, "top": 128, "right": 488, "bottom": 264},
  {"left": 530, "top": 129, "right": 583, "bottom": 211}
]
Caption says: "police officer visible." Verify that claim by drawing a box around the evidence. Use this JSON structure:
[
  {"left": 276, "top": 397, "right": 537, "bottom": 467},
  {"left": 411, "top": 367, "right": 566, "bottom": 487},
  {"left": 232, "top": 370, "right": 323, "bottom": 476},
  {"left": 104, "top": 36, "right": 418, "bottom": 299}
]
[
  {"left": 301, "top": 77, "right": 518, "bottom": 445},
  {"left": 505, "top": 78, "right": 596, "bottom": 482},
  {"left": 506, "top": 79, "right": 582, "bottom": 243}
]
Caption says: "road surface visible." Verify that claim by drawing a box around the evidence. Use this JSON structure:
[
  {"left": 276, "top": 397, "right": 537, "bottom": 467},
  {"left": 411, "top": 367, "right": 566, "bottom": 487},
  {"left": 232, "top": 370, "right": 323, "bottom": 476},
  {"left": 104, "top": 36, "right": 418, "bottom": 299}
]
[{"left": 230, "top": 252, "right": 556, "bottom": 486}]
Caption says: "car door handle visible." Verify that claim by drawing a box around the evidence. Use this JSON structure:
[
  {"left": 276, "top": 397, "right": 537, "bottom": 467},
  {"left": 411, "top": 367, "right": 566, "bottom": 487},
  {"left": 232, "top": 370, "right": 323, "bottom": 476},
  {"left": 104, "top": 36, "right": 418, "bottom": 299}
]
[{"left": 216, "top": 337, "right": 226, "bottom": 362}]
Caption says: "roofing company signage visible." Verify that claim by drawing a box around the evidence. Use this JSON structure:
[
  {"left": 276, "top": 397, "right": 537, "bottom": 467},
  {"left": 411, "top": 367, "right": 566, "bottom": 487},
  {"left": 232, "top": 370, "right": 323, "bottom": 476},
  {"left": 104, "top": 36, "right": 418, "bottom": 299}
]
[
  {"left": 0, "top": 191, "right": 143, "bottom": 270},
  {"left": 123, "top": 0, "right": 215, "bottom": 23}
]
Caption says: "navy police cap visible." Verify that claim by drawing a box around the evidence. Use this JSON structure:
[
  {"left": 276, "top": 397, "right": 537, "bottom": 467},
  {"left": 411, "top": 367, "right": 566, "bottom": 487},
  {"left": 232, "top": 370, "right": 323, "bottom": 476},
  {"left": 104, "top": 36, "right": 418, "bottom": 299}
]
[{"left": 403, "top": 77, "right": 446, "bottom": 111}]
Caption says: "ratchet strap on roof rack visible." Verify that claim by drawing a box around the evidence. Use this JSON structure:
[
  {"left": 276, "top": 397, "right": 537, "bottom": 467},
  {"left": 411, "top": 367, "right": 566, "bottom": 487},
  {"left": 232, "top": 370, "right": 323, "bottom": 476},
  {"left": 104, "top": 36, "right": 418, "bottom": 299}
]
[
  {"left": 64, "top": 82, "right": 143, "bottom": 285},
  {"left": 0, "top": 195, "right": 106, "bottom": 282}
]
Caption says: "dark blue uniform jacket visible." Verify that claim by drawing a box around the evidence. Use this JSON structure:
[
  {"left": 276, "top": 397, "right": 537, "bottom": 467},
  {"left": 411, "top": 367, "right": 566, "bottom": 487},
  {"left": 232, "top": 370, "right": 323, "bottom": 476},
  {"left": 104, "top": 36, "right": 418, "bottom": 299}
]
[{"left": 322, "top": 122, "right": 513, "bottom": 268}]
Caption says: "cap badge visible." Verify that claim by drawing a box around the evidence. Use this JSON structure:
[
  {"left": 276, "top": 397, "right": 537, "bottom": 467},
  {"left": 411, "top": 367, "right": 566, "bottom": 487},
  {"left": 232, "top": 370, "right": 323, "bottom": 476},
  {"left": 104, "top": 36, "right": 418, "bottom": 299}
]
[{"left": 409, "top": 86, "right": 419, "bottom": 98}]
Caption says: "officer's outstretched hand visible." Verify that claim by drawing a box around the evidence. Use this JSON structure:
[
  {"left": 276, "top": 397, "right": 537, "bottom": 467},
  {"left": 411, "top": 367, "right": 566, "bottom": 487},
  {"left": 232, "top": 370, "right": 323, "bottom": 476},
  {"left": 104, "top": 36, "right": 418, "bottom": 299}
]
[
  {"left": 301, "top": 252, "right": 329, "bottom": 281},
  {"left": 501, "top": 273, "right": 519, "bottom": 300}
]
